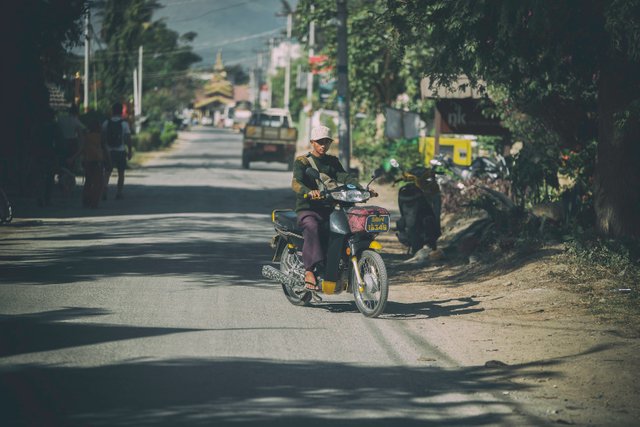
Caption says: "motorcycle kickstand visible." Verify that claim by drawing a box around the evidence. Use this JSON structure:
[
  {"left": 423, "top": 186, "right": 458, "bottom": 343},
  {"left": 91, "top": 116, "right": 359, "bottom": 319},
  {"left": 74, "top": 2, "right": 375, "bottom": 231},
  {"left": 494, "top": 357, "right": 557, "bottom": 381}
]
[
  {"left": 311, "top": 292, "right": 323, "bottom": 303},
  {"left": 293, "top": 285, "right": 323, "bottom": 302}
]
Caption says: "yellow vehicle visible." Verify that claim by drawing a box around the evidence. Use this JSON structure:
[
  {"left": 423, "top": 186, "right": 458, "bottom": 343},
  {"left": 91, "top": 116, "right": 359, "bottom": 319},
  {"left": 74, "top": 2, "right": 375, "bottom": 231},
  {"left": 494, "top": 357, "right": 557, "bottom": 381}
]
[{"left": 419, "top": 137, "right": 473, "bottom": 167}]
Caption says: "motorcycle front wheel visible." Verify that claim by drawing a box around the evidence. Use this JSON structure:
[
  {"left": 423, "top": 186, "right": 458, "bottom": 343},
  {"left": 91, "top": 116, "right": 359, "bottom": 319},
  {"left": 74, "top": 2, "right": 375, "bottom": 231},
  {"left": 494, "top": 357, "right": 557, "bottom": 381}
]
[
  {"left": 352, "top": 250, "right": 388, "bottom": 317},
  {"left": 280, "top": 247, "right": 312, "bottom": 306}
]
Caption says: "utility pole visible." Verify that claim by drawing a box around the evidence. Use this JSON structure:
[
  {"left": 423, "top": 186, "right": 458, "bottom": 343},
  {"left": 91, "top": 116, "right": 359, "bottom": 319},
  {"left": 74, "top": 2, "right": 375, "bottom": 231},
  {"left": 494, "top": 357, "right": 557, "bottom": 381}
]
[
  {"left": 336, "top": 0, "right": 351, "bottom": 170},
  {"left": 133, "top": 68, "right": 139, "bottom": 116},
  {"left": 249, "top": 62, "right": 256, "bottom": 109},
  {"left": 268, "top": 38, "right": 275, "bottom": 108},
  {"left": 83, "top": 10, "right": 90, "bottom": 112},
  {"left": 306, "top": 4, "right": 315, "bottom": 143},
  {"left": 284, "top": 13, "right": 292, "bottom": 111},
  {"left": 93, "top": 63, "right": 98, "bottom": 109},
  {"left": 138, "top": 46, "right": 143, "bottom": 116},
  {"left": 434, "top": 109, "right": 441, "bottom": 156},
  {"left": 256, "top": 50, "right": 263, "bottom": 110}
]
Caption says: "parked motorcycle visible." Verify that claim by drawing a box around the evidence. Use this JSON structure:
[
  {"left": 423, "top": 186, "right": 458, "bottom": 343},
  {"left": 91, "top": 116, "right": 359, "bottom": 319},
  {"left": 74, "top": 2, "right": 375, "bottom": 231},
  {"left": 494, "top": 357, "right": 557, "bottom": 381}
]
[
  {"left": 431, "top": 153, "right": 509, "bottom": 181},
  {"left": 262, "top": 168, "right": 390, "bottom": 317},
  {"left": 390, "top": 159, "right": 441, "bottom": 255}
]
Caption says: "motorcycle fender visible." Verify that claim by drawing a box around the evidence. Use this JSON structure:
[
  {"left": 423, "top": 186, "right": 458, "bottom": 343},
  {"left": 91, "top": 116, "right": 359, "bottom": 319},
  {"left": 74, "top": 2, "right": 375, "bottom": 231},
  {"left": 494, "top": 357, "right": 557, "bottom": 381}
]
[
  {"left": 369, "top": 241, "right": 382, "bottom": 251},
  {"left": 350, "top": 236, "right": 374, "bottom": 256},
  {"left": 271, "top": 235, "right": 287, "bottom": 262}
]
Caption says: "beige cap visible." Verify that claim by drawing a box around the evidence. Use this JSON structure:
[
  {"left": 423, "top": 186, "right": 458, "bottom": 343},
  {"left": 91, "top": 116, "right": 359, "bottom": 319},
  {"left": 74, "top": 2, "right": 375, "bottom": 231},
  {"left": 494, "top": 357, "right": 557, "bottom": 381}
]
[{"left": 310, "top": 125, "right": 333, "bottom": 142}]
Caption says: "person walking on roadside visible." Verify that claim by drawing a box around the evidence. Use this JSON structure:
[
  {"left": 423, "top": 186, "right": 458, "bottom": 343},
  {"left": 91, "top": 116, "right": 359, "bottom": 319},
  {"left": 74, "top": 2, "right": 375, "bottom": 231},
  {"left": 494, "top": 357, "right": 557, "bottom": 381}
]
[
  {"left": 30, "top": 108, "right": 62, "bottom": 207},
  {"left": 56, "top": 104, "right": 86, "bottom": 171},
  {"left": 102, "top": 102, "right": 132, "bottom": 200},
  {"left": 69, "top": 116, "right": 109, "bottom": 208}
]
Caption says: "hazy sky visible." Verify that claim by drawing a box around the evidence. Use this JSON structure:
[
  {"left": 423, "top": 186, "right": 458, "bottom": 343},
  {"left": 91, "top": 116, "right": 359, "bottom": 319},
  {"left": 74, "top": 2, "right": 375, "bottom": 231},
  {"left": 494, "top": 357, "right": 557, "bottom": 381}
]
[{"left": 154, "top": 0, "right": 298, "bottom": 70}]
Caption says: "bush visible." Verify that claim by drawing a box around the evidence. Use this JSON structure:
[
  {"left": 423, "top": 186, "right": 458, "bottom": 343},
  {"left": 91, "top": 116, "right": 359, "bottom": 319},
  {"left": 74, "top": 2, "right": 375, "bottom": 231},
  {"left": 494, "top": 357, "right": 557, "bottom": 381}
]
[
  {"left": 565, "top": 233, "right": 640, "bottom": 275},
  {"left": 133, "top": 128, "right": 161, "bottom": 152},
  {"left": 131, "top": 121, "right": 178, "bottom": 152},
  {"left": 160, "top": 121, "right": 178, "bottom": 147}
]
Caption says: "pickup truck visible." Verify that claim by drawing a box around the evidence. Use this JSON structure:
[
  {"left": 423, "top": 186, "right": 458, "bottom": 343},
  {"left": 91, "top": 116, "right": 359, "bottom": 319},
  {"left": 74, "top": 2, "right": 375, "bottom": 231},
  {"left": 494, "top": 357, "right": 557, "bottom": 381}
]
[{"left": 242, "top": 108, "right": 298, "bottom": 170}]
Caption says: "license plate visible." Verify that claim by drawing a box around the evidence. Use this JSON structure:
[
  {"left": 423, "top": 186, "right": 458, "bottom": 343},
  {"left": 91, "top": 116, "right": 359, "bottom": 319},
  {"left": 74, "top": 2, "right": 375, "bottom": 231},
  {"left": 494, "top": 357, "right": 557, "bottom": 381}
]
[
  {"left": 263, "top": 144, "right": 277, "bottom": 152},
  {"left": 366, "top": 215, "right": 390, "bottom": 232}
]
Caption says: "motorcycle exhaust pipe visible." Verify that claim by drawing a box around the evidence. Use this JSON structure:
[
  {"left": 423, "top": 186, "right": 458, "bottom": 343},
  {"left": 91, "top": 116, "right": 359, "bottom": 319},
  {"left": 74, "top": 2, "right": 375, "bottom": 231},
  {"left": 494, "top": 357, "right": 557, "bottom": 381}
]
[{"left": 262, "top": 265, "right": 304, "bottom": 289}]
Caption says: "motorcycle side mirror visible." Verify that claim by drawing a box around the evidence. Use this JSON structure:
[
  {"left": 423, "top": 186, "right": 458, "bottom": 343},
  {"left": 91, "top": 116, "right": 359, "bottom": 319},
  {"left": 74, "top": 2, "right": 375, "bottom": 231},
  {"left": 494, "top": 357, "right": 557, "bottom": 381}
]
[
  {"left": 305, "top": 168, "right": 320, "bottom": 180},
  {"left": 366, "top": 167, "right": 384, "bottom": 189}
]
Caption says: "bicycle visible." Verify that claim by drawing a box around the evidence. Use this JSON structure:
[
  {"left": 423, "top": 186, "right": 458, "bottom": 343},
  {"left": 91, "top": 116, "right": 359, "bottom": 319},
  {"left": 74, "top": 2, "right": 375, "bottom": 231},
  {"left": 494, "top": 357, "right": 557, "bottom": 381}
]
[{"left": 55, "top": 165, "right": 77, "bottom": 197}]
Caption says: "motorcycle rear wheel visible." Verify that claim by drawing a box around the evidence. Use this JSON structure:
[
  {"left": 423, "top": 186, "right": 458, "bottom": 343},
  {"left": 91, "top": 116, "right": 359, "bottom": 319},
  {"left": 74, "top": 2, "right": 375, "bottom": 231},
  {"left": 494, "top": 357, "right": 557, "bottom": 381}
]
[
  {"left": 352, "top": 250, "right": 388, "bottom": 318},
  {"left": 280, "top": 247, "right": 312, "bottom": 306}
]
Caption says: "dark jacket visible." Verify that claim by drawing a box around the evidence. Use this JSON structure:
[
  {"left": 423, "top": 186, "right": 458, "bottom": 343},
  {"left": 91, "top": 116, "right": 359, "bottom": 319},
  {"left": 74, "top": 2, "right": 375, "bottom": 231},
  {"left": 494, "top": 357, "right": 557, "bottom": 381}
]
[{"left": 291, "top": 153, "right": 360, "bottom": 212}]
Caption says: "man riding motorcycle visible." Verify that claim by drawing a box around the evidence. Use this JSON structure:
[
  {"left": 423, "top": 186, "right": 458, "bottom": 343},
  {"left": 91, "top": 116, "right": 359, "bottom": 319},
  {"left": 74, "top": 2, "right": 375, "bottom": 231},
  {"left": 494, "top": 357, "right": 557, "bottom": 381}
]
[{"left": 291, "top": 125, "right": 377, "bottom": 291}]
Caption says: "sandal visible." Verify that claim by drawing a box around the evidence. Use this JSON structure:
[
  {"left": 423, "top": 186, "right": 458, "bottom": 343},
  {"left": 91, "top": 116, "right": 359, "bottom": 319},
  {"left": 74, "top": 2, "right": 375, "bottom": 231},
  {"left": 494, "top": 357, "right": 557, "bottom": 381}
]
[{"left": 304, "top": 281, "right": 320, "bottom": 291}]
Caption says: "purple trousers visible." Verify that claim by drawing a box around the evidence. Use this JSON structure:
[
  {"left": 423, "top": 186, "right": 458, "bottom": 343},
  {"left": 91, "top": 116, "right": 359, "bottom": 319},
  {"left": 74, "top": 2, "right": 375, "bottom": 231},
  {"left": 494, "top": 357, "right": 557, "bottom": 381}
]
[{"left": 297, "top": 209, "right": 331, "bottom": 271}]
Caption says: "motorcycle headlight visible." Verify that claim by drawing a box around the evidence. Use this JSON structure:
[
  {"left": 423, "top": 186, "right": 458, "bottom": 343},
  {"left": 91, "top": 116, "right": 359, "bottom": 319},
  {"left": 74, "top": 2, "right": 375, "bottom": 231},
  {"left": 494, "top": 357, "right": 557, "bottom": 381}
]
[{"left": 331, "top": 189, "right": 369, "bottom": 202}]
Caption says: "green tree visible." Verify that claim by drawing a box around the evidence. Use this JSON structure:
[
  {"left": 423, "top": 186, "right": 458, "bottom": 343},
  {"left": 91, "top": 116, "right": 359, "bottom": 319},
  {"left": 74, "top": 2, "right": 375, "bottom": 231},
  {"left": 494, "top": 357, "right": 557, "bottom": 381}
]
[
  {"left": 225, "top": 64, "right": 250, "bottom": 85},
  {"left": 95, "top": 0, "right": 200, "bottom": 114},
  {"left": 97, "top": 0, "right": 158, "bottom": 106},
  {"left": 271, "top": 57, "right": 307, "bottom": 119},
  {"left": 385, "top": 0, "right": 640, "bottom": 239},
  {"left": 295, "top": 0, "right": 413, "bottom": 113},
  {"left": 136, "top": 19, "right": 201, "bottom": 124}
]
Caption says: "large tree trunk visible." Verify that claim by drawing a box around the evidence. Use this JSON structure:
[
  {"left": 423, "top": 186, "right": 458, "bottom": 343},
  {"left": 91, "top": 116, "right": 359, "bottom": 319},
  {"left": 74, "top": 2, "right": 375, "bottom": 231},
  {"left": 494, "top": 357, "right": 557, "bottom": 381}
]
[{"left": 594, "top": 61, "right": 640, "bottom": 239}]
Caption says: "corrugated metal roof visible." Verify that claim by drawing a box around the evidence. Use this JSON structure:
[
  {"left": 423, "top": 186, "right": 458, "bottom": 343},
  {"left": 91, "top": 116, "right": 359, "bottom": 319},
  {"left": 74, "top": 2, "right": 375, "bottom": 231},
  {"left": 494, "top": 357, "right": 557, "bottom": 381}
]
[{"left": 420, "top": 76, "right": 487, "bottom": 99}]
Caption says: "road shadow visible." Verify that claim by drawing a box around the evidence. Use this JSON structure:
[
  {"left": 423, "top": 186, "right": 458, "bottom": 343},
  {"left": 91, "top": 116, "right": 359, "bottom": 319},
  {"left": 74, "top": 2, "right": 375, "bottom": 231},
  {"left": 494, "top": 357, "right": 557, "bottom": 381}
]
[
  {"left": 8, "top": 184, "right": 295, "bottom": 219},
  {"left": 0, "top": 307, "right": 204, "bottom": 357},
  {"left": 382, "top": 297, "right": 483, "bottom": 320},
  {"left": 310, "top": 297, "right": 483, "bottom": 320},
  {"left": 0, "top": 232, "right": 275, "bottom": 286},
  {"left": 0, "top": 354, "right": 568, "bottom": 426}
]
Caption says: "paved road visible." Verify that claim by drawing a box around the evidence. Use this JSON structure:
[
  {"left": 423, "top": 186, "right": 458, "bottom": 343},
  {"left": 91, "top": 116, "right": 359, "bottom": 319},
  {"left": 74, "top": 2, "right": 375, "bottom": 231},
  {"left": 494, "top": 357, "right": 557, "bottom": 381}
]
[{"left": 0, "top": 128, "right": 543, "bottom": 426}]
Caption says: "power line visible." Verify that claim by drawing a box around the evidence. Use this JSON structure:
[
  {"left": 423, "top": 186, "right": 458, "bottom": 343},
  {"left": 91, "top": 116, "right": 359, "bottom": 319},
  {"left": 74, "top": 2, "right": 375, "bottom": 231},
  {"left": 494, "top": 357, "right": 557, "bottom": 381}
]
[
  {"left": 163, "top": 1, "right": 249, "bottom": 23},
  {"left": 162, "top": 0, "right": 230, "bottom": 6},
  {"left": 81, "top": 28, "right": 283, "bottom": 59}
]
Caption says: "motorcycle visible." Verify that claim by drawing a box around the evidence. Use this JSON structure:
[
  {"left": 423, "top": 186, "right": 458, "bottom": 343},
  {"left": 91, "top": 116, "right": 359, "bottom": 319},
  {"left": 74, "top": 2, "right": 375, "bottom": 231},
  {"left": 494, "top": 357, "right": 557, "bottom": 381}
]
[
  {"left": 262, "top": 167, "right": 390, "bottom": 318},
  {"left": 431, "top": 153, "right": 509, "bottom": 181},
  {"left": 390, "top": 159, "right": 441, "bottom": 256}
]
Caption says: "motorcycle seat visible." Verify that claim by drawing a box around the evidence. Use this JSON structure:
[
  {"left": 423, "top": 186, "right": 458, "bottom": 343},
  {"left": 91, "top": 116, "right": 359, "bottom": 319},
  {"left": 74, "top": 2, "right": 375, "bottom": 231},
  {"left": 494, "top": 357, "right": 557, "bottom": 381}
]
[{"left": 274, "top": 210, "right": 302, "bottom": 233}]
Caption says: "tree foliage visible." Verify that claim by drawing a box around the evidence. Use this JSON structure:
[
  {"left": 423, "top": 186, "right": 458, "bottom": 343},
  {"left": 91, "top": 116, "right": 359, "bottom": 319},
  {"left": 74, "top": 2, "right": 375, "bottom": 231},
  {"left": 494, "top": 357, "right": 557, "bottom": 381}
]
[
  {"left": 97, "top": 0, "right": 158, "bottom": 105},
  {"left": 3, "top": 0, "right": 86, "bottom": 158},
  {"left": 95, "top": 0, "right": 201, "bottom": 116},
  {"left": 294, "top": 0, "right": 422, "bottom": 113},
  {"left": 385, "top": 0, "right": 640, "bottom": 238}
]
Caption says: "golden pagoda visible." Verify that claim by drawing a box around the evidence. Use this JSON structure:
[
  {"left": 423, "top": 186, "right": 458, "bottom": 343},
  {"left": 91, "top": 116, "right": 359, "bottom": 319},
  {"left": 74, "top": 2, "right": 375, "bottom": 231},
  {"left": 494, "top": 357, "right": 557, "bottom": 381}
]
[{"left": 195, "top": 51, "right": 234, "bottom": 109}]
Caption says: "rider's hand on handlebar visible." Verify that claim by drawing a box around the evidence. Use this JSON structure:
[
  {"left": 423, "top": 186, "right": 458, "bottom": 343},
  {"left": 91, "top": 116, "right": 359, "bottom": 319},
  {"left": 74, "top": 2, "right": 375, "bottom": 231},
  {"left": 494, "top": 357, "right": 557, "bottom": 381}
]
[{"left": 308, "top": 190, "right": 322, "bottom": 200}]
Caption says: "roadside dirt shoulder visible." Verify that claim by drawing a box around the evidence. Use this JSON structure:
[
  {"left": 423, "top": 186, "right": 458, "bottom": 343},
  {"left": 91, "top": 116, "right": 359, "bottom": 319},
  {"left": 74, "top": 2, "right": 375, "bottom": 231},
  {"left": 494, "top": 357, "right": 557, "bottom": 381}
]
[{"left": 372, "top": 183, "right": 640, "bottom": 426}]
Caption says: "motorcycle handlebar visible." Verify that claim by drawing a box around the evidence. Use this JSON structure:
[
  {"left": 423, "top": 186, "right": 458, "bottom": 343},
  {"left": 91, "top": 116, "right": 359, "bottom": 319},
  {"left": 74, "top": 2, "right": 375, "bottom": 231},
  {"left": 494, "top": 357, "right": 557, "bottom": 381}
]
[
  {"left": 303, "top": 192, "right": 326, "bottom": 200},
  {"left": 303, "top": 187, "right": 377, "bottom": 201}
]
